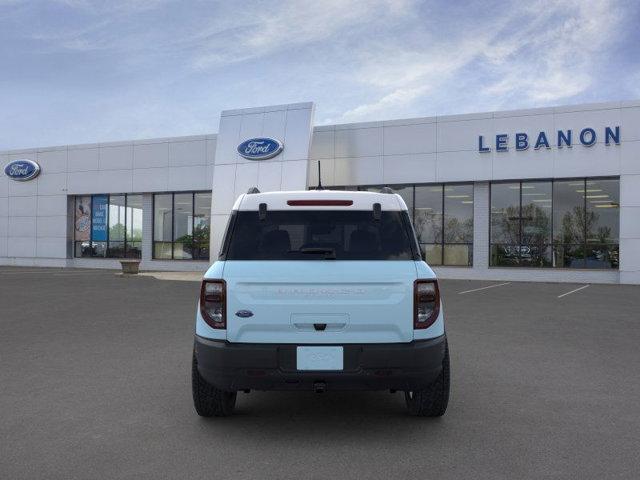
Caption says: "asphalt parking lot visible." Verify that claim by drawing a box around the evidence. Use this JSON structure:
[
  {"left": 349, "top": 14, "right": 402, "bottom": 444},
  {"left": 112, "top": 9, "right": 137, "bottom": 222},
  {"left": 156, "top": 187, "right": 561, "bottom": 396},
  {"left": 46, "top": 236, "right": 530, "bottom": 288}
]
[{"left": 1, "top": 267, "right": 639, "bottom": 479}]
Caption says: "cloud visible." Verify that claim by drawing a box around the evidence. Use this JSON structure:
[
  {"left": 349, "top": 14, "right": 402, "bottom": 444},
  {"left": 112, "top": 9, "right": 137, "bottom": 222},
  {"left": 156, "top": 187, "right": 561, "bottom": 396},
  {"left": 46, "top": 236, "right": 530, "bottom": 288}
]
[
  {"left": 0, "top": 0, "right": 636, "bottom": 149},
  {"left": 481, "top": 0, "right": 622, "bottom": 104},
  {"left": 190, "top": 0, "right": 415, "bottom": 70},
  {"left": 334, "top": 0, "right": 627, "bottom": 122}
]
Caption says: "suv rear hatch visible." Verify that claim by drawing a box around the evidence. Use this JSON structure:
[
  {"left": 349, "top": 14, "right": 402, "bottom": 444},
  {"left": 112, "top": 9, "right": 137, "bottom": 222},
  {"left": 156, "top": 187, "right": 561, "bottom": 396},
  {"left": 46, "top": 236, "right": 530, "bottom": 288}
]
[{"left": 221, "top": 205, "right": 420, "bottom": 344}]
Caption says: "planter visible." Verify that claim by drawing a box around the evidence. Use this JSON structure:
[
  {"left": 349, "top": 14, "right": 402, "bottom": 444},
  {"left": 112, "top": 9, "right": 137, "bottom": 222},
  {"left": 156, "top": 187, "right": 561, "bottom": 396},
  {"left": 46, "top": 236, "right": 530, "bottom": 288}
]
[{"left": 119, "top": 259, "right": 141, "bottom": 274}]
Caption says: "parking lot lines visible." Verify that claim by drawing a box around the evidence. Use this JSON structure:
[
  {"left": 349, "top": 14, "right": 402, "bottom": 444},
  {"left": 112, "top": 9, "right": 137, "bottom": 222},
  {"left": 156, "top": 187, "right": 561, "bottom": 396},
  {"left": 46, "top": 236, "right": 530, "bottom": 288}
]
[
  {"left": 557, "top": 284, "right": 590, "bottom": 298},
  {"left": 457, "top": 282, "right": 511, "bottom": 295}
]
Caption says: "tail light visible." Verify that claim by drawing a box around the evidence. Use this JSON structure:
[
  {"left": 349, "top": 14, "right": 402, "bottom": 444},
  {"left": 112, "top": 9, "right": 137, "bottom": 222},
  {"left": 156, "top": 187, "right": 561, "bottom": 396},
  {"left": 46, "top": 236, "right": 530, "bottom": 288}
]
[
  {"left": 200, "top": 279, "right": 226, "bottom": 329},
  {"left": 414, "top": 279, "right": 440, "bottom": 329}
]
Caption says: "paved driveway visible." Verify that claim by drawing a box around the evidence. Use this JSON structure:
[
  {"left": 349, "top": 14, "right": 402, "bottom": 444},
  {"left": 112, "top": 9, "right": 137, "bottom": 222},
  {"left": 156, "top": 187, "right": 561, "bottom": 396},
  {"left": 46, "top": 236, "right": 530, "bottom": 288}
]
[{"left": 1, "top": 268, "right": 639, "bottom": 479}]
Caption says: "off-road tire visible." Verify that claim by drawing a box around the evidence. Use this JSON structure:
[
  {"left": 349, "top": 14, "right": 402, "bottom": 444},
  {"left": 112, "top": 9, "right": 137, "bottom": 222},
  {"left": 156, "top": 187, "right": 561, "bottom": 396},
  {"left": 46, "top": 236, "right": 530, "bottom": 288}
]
[
  {"left": 192, "top": 354, "right": 237, "bottom": 417},
  {"left": 405, "top": 341, "right": 450, "bottom": 417}
]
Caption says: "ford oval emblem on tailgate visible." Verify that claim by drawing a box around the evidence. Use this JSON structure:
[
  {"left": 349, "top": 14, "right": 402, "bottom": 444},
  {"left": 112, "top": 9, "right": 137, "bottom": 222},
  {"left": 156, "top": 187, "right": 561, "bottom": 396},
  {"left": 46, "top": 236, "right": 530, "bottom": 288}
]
[{"left": 235, "top": 310, "right": 254, "bottom": 318}]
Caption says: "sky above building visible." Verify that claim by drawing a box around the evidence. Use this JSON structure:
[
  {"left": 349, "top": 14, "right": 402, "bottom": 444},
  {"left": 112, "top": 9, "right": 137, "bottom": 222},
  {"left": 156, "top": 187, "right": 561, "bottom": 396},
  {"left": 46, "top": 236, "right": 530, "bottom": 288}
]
[{"left": 1, "top": 0, "right": 639, "bottom": 150}]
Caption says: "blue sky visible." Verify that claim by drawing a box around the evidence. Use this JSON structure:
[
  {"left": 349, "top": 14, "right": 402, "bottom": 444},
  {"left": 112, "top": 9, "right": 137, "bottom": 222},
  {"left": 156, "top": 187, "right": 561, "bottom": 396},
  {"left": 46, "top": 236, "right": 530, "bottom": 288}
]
[{"left": 1, "top": 0, "right": 639, "bottom": 150}]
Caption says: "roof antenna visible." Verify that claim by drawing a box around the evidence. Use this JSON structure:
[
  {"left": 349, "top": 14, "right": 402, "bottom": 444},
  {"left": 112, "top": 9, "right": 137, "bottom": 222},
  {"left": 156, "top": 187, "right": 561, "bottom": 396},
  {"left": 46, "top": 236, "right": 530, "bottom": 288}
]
[{"left": 316, "top": 161, "right": 324, "bottom": 190}]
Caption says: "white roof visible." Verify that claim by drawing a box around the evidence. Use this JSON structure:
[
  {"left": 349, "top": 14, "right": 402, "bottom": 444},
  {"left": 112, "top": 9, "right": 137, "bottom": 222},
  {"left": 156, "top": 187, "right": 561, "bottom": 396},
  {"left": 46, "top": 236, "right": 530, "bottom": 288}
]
[{"left": 233, "top": 189, "right": 408, "bottom": 211}]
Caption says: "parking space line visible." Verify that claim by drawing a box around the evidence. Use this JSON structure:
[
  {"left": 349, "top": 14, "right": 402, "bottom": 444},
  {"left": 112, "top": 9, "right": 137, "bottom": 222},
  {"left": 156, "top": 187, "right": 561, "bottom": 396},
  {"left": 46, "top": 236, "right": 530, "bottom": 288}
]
[
  {"left": 458, "top": 282, "right": 511, "bottom": 295},
  {"left": 557, "top": 284, "right": 590, "bottom": 298}
]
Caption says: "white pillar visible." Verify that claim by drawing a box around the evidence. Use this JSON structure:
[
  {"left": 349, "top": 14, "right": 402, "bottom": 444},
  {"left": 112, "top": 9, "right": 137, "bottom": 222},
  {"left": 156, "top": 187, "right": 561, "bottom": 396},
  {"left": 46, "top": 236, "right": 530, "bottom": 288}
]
[
  {"left": 473, "top": 181, "right": 490, "bottom": 270},
  {"left": 141, "top": 193, "right": 153, "bottom": 262},
  {"left": 619, "top": 173, "right": 640, "bottom": 284}
]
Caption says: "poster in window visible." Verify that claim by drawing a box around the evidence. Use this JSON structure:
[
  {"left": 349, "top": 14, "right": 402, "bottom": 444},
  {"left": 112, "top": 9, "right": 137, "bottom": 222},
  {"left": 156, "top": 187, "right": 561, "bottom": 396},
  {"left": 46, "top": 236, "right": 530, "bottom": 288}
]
[
  {"left": 92, "top": 195, "right": 108, "bottom": 242},
  {"left": 75, "top": 196, "right": 91, "bottom": 241}
]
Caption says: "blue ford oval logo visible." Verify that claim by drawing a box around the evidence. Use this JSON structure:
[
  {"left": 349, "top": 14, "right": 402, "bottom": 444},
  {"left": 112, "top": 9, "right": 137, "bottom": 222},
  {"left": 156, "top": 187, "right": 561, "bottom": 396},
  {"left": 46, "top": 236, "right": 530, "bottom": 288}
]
[
  {"left": 237, "top": 137, "right": 283, "bottom": 160},
  {"left": 4, "top": 159, "right": 41, "bottom": 182},
  {"left": 235, "top": 310, "right": 254, "bottom": 318}
]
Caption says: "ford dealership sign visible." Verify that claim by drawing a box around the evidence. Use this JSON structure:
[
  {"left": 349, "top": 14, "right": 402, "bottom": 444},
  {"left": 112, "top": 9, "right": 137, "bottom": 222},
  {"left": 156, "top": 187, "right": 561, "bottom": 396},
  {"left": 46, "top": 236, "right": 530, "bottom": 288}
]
[
  {"left": 4, "top": 159, "right": 41, "bottom": 181},
  {"left": 478, "top": 126, "right": 620, "bottom": 152},
  {"left": 237, "top": 138, "right": 283, "bottom": 160}
]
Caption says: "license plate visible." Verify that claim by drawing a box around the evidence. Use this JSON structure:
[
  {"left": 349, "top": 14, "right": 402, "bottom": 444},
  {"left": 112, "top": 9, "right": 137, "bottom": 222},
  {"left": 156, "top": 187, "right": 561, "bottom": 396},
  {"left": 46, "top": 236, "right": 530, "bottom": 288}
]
[{"left": 296, "top": 346, "right": 343, "bottom": 371}]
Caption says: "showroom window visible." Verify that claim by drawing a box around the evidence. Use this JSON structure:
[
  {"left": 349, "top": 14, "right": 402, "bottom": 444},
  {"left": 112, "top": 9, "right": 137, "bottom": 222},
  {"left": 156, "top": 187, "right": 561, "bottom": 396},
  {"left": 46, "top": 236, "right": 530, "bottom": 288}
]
[
  {"left": 330, "top": 183, "right": 474, "bottom": 266},
  {"left": 490, "top": 178, "right": 619, "bottom": 269},
  {"left": 153, "top": 191, "right": 211, "bottom": 260},
  {"left": 74, "top": 194, "right": 143, "bottom": 258}
]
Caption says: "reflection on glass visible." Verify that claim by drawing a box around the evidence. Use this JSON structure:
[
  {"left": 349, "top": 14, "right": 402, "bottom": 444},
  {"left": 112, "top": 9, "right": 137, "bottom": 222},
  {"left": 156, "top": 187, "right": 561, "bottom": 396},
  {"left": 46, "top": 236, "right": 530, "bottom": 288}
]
[
  {"left": 154, "top": 194, "right": 172, "bottom": 242},
  {"left": 154, "top": 242, "right": 172, "bottom": 259},
  {"left": 152, "top": 192, "right": 213, "bottom": 261},
  {"left": 414, "top": 185, "right": 443, "bottom": 244},
  {"left": 444, "top": 244, "right": 472, "bottom": 266},
  {"left": 173, "top": 193, "right": 194, "bottom": 259},
  {"left": 585, "top": 244, "right": 619, "bottom": 269},
  {"left": 350, "top": 183, "right": 472, "bottom": 266},
  {"left": 554, "top": 244, "right": 586, "bottom": 268},
  {"left": 553, "top": 180, "right": 585, "bottom": 245},
  {"left": 126, "top": 194, "right": 143, "bottom": 258},
  {"left": 74, "top": 196, "right": 92, "bottom": 257},
  {"left": 491, "top": 183, "right": 520, "bottom": 245},
  {"left": 444, "top": 184, "right": 473, "bottom": 243},
  {"left": 421, "top": 244, "right": 442, "bottom": 266},
  {"left": 586, "top": 179, "right": 619, "bottom": 245},
  {"left": 193, "top": 193, "right": 211, "bottom": 260},
  {"left": 490, "top": 244, "right": 520, "bottom": 267},
  {"left": 107, "top": 195, "right": 125, "bottom": 258},
  {"left": 521, "top": 181, "right": 552, "bottom": 267},
  {"left": 490, "top": 178, "right": 620, "bottom": 269},
  {"left": 73, "top": 194, "right": 144, "bottom": 259}
]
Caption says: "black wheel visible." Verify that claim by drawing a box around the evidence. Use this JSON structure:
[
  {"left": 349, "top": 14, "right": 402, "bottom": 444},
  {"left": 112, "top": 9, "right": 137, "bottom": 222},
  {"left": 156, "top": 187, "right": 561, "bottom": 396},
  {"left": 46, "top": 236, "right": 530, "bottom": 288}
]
[
  {"left": 192, "top": 354, "right": 237, "bottom": 417},
  {"left": 405, "top": 341, "right": 450, "bottom": 417}
]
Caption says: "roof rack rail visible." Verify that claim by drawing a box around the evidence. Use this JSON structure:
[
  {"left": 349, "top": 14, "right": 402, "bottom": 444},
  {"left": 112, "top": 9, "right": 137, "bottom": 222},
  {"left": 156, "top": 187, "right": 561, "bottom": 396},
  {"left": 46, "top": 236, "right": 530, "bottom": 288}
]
[
  {"left": 247, "top": 187, "right": 260, "bottom": 194},
  {"left": 380, "top": 186, "right": 395, "bottom": 194}
]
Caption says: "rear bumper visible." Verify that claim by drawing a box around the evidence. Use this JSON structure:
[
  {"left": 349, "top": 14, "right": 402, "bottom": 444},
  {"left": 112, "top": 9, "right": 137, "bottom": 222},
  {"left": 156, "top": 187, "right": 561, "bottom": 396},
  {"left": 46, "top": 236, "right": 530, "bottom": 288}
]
[{"left": 194, "top": 334, "right": 447, "bottom": 392}]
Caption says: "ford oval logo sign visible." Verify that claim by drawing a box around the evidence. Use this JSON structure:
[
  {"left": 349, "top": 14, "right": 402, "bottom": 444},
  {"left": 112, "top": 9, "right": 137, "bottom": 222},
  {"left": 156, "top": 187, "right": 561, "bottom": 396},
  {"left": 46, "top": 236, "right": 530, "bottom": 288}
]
[
  {"left": 4, "top": 159, "right": 41, "bottom": 181},
  {"left": 237, "top": 137, "right": 283, "bottom": 160}
]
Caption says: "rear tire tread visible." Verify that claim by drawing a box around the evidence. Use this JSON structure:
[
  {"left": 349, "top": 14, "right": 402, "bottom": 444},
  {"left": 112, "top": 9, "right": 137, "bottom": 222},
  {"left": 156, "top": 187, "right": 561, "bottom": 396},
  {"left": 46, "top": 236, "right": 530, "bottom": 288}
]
[
  {"left": 192, "top": 354, "right": 237, "bottom": 417},
  {"left": 405, "top": 341, "right": 450, "bottom": 417}
]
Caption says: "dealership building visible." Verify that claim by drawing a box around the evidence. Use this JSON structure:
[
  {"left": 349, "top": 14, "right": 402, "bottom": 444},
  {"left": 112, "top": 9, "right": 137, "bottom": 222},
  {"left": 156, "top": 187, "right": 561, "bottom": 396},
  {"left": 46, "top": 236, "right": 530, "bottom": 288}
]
[{"left": 1, "top": 100, "right": 639, "bottom": 284}]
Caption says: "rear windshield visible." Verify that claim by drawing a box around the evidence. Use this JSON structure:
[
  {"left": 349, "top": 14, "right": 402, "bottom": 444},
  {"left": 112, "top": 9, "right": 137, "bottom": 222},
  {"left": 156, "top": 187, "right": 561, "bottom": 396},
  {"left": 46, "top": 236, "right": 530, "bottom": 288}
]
[{"left": 224, "top": 210, "right": 416, "bottom": 260}]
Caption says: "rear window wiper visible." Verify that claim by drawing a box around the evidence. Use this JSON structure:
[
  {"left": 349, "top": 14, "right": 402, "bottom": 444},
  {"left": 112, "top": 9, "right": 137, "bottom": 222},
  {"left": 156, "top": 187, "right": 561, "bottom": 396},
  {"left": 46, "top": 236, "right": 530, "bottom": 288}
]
[{"left": 297, "top": 247, "right": 336, "bottom": 259}]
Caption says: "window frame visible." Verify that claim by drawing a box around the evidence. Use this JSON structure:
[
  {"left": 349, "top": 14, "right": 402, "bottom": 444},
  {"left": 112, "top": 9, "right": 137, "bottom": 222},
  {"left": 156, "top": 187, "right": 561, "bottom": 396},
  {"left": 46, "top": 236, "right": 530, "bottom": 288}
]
[
  {"left": 488, "top": 176, "right": 620, "bottom": 269},
  {"left": 73, "top": 193, "right": 143, "bottom": 259},
  {"left": 325, "top": 182, "right": 474, "bottom": 267},
  {"left": 151, "top": 190, "right": 212, "bottom": 261}
]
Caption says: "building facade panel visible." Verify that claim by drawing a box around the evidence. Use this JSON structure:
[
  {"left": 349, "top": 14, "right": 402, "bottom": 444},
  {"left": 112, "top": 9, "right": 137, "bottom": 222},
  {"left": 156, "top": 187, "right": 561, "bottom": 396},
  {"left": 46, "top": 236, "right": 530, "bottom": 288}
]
[
  {"left": 383, "top": 123, "right": 437, "bottom": 155},
  {"left": 68, "top": 147, "right": 100, "bottom": 172},
  {"left": 334, "top": 127, "right": 383, "bottom": 158},
  {"left": 382, "top": 153, "right": 437, "bottom": 185},
  {"left": 36, "top": 148, "right": 68, "bottom": 174},
  {"left": 169, "top": 139, "right": 207, "bottom": 167},
  {"left": 99, "top": 144, "right": 133, "bottom": 171},
  {"left": 37, "top": 172, "right": 67, "bottom": 196},
  {"left": 36, "top": 194, "right": 67, "bottom": 217},
  {"left": 309, "top": 130, "right": 334, "bottom": 160},
  {"left": 133, "top": 142, "right": 169, "bottom": 169},
  {"left": 1, "top": 100, "right": 638, "bottom": 283}
]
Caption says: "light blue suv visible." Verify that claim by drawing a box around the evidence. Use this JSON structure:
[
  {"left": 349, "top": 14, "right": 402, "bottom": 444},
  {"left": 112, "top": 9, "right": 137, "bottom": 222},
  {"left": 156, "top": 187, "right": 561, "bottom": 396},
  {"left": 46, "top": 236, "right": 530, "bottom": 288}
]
[{"left": 192, "top": 188, "right": 449, "bottom": 416}]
